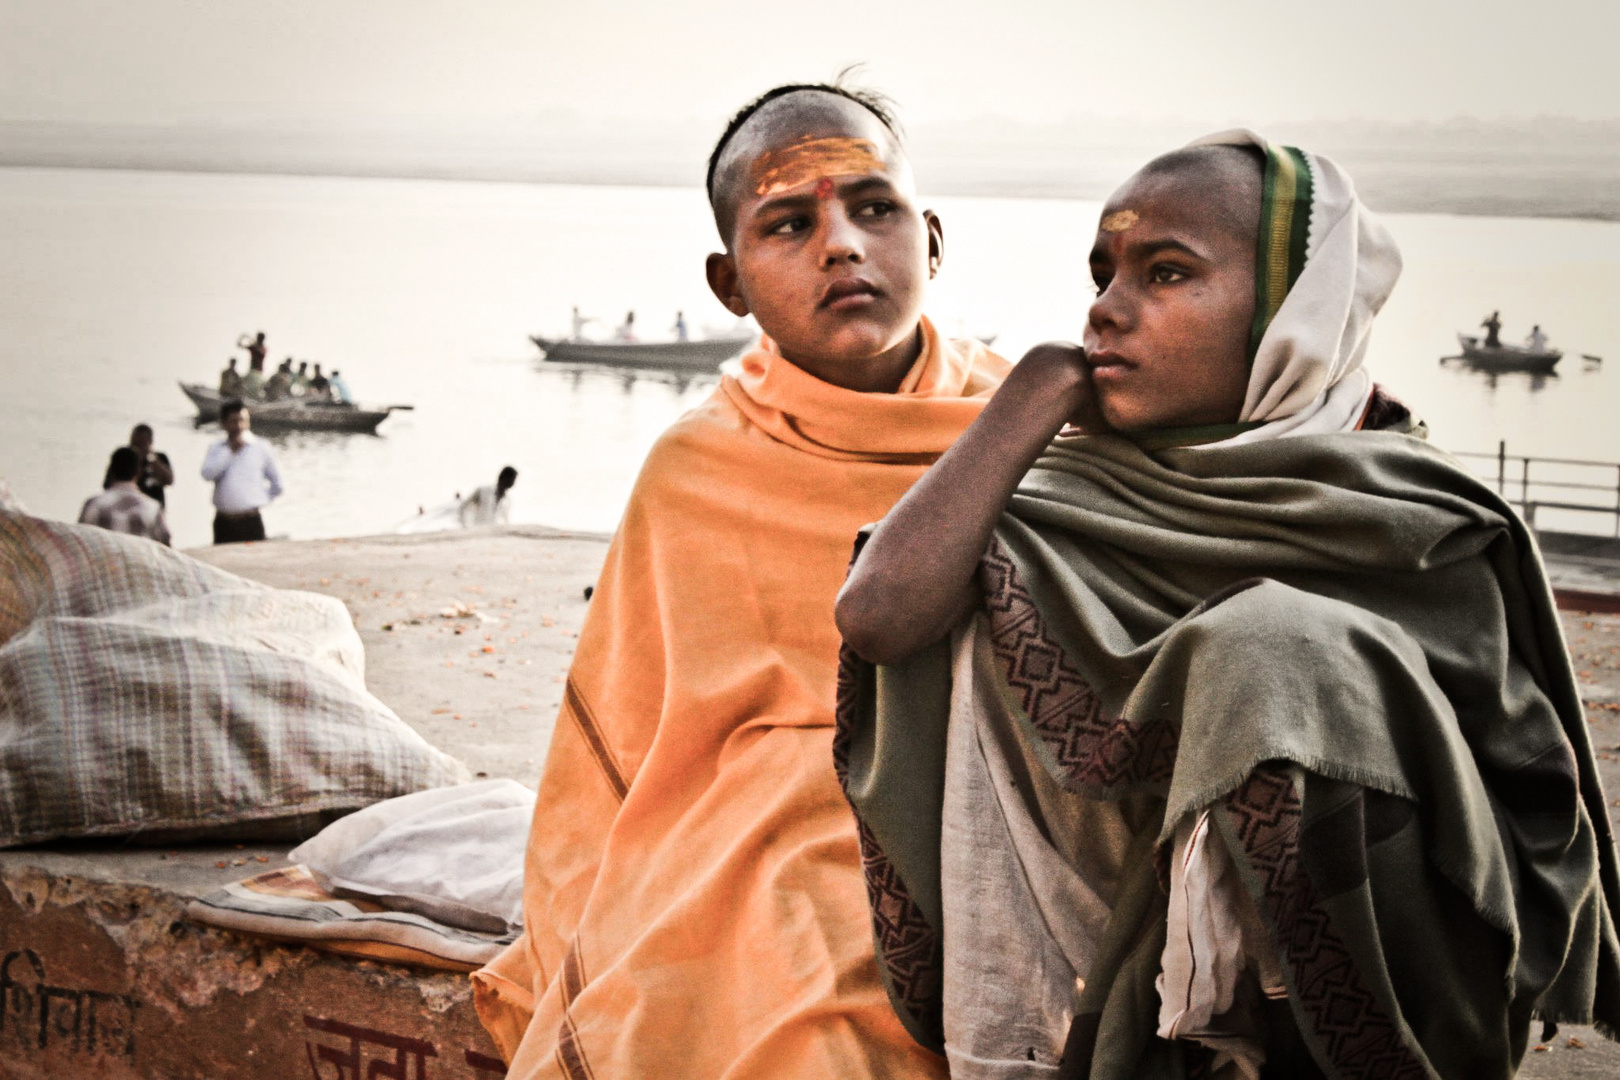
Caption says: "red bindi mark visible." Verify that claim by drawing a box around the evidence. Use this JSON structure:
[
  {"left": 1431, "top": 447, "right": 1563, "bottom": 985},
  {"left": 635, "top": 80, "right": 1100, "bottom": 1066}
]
[{"left": 815, "top": 177, "right": 836, "bottom": 200}]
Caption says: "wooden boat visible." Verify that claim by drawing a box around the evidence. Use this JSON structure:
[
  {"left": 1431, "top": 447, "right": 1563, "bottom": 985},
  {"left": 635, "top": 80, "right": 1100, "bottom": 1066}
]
[
  {"left": 1453, "top": 334, "right": 1561, "bottom": 374},
  {"left": 529, "top": 333, "right": 755, "bottom": 372},
  {"left": 179, "top": 383, "right": 407, "bottom": 433}
]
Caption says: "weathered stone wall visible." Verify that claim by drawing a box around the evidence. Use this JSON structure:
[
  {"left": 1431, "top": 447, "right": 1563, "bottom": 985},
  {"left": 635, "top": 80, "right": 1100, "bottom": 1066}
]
[{"left": 0, "top": 861, "right": 505, "bottom": 1079}]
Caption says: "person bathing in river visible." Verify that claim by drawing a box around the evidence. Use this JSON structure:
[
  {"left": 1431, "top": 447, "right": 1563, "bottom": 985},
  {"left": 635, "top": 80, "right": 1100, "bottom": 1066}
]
[
  {"left": 835, "top": 133, "right": 1620, "bottom": 1078},
  {"left": 472, "top": 80, "right": 1008, "bottom": 1079},
  {"left": 457, "top": 465, "right": 518, "bottom": 527}
]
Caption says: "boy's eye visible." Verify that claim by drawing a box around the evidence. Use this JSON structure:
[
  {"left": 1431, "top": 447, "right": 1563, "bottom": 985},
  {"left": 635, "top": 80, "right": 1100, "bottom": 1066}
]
[
  {"left": 1089, "top": 272, "right": 1111, "bottom": 295},
  {"left": 855, "top": 200, "right": 897, "bottom": 218},
  {"left": 1149, "top": 264, "right": 1188, "bottom": 284},
  {"left": 769, "top": 215, "right": 811, "bottom": 236}
]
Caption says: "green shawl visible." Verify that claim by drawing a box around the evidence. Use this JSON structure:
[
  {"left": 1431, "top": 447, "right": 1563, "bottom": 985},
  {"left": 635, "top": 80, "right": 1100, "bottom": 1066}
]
[{"left": 835, "top": 423, "right": 1620, "bottom": 1078}]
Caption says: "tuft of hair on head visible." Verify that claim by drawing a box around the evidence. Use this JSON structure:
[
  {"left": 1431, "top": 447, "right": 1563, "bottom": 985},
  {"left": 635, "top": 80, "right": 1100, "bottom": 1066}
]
[
  {"left": 705, "top": 67, "right": 903, "bottom": 238},
  {"left": 498, "top": 465, "right": 519, "bottom": 488},
  {"left": 108, "top": 446, "right": 141, "bottom": 482},
  {"left": 220, "top": 400, "right": 245, "bottom": 423}
]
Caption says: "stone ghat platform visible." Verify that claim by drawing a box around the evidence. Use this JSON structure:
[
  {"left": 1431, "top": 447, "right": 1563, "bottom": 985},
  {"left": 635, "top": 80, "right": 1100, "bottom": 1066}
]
[
  {"left": 3, "top": 526, "right": 1619, "bottom": 1077},
  {"left": 0, "top": 846, "right": 505, "bottom": 1080}
]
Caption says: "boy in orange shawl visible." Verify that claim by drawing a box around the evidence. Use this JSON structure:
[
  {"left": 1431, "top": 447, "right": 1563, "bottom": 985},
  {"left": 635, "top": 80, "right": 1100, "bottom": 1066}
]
[{"left": 472, "top": 82, "right": 1009, "bottom": 1078}]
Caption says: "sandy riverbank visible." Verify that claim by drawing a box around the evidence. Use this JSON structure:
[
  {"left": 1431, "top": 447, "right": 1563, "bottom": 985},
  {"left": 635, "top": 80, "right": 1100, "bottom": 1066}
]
[{"left": 193, "top": 525, "right": 609, "bottom": 785}]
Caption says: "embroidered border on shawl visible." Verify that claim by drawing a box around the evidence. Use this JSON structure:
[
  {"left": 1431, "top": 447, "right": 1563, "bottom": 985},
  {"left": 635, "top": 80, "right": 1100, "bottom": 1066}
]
[
  {"left": 555, "top": 939, "right": 596, "bottom": 1080},
  {"left": 1222, "top": 764, "right": 1427, "bottom": 1079},
  {"left": 833, "top": 641, "right": 946, "bottom": 1048},
  {"left": 564, "top": 677, "right": 628, "bottom": 802},
  {"left": 1248, "top": 143, "right": 1315, "bottom": 361},
  {"left": 978, "top": 540, "right": 1177, "bottom": 789}
]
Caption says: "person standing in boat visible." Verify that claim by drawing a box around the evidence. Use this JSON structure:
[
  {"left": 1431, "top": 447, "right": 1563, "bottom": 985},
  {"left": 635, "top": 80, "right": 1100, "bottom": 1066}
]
[
  {"left": 237, "top": 330, "right": 268, "bottom": 371},
  {"left": 308, "top": 364, "right": 331, "bottom": 400},
  {"left": 328, "top": 369, "right": 352, "bottom": 404},
  {"left": 264, "top": 360, "right": 294, "bottom": 401},
  {"left": 616, "top": 310, "right": 638, "bottom": 342},
  {"left": 1481, "top": 309, "right": 1503, "bottom": 347},
  {"left": 570, "top": 305, "right": 596, "bottom": 341},
  {"left": 672, "top": 310, "right": 690, "bottom": 342},
  {"left": 219, "top": 357, "right": 244, "bottom": 397},
  {"left": 1527, "top": 324, "right": 1549, "bottom": 352},
  {"left": 201, "top": 401, "right": 283, "bottom": 544},
  {"left": 240, "top": 356, "right": 266, "bottom": 399}
]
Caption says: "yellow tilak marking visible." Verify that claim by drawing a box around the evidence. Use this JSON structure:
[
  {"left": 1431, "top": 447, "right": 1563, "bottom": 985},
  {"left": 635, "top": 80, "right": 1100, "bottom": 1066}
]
[
  {"left": 1264, "top": 151, "right": 1298, "bottom": 321},
  {"left": 1100, "top": 210, "right": 1138, "bottom": 232}
]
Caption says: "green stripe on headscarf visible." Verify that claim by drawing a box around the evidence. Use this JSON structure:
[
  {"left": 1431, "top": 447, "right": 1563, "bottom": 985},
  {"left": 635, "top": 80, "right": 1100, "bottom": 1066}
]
[{"left": 1247, "top": 144, "right": 1314, "bottom": 362}]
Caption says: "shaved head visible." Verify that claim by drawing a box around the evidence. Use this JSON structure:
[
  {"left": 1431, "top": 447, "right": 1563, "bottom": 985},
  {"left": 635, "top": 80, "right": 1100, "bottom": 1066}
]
[
  {"left": 1107, "top": 144, "right": 1266, "bottom": 251},
  {"left": 707, "top": 87, "right": 908, "bottom": 245}
]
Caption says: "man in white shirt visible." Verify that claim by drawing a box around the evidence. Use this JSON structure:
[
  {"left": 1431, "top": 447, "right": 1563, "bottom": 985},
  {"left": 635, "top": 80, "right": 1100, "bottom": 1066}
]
[
  {"left": 80, "top": 447, "right": 171, "bottom": 546},
  {"left": 200, "top": 402, "right": 284, "bottom": 544},
  {"left": 1527, "top": 324, "right": 1550, "bottom": 353},
  {"left": 457, "top": 466, "right": 518, "bottom": 528}
]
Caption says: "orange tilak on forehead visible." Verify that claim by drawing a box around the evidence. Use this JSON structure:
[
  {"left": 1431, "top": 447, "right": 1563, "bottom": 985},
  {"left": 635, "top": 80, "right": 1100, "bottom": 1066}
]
[
  {"left": 750, "top": 135, "right": 884, "bottom": 197},
  {"left": 1101, "top": 210, "right": 1139, "bottom": 233}
]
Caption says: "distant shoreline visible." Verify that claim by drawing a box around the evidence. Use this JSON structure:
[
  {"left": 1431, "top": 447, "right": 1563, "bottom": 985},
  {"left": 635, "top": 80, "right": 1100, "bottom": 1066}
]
[{"left": 4, "top": 158, "right": 1617, "bottom": 225}]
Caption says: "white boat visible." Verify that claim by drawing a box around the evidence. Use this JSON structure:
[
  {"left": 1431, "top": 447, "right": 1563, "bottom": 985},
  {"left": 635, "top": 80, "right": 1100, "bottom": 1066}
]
[{"left": 529, "top": 333, "right": 755, "bottom": 372}]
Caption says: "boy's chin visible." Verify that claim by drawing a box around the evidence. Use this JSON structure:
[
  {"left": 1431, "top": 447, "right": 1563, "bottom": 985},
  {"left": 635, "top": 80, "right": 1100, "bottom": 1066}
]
[{"left": 780, "top": 322, "right": 913, "bottom": 366}]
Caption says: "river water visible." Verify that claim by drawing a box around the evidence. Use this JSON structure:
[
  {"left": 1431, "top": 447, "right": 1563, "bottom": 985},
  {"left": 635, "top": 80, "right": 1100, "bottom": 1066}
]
[{"left": 1, "top": 166, "right": 1616, "bottom": 548}]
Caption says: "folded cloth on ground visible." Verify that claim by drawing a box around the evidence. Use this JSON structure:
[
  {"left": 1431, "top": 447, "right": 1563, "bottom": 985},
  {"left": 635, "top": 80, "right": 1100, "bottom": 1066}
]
[
  {"left": 291, "top": 779, "right": 535, "bottom": 934},
  {"left": 186, "top": 864, "right": 515, "bottom": 972},
  {"left": 0, "top": 510, "right": 468, "bottom": 847}
]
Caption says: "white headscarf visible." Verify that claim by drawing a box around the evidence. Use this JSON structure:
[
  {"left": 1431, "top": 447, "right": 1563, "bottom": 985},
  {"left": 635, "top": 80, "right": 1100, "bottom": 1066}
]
[{"left": 1188, "top": 130, "right": 1402, "bottom": 446}]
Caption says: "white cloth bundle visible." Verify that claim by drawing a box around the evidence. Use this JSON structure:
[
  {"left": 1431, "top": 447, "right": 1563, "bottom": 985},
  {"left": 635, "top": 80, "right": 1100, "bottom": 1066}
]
[{"left": 291, "top": 778, "right": 536, "bottom": 934}]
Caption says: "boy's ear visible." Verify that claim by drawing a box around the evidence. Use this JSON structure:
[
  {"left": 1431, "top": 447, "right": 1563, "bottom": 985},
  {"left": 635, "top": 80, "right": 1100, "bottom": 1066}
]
[
  {"left": 924, "top": 210, "right": 944, "bottom": 279},
  {"left": 705, "top": 252, "right": 751, "bottom": 317}
]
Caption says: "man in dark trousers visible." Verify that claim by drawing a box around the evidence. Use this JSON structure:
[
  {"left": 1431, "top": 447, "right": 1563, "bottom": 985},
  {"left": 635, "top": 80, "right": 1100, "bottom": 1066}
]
[{"left": 200, "top": 402, "right": 284, "bottom": 543}]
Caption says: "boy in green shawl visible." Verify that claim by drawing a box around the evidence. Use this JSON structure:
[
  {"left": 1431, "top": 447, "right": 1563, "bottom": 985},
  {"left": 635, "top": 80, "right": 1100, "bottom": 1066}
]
[{"left": 834, "top": 133, "right": 1620, "bottom": 1079}]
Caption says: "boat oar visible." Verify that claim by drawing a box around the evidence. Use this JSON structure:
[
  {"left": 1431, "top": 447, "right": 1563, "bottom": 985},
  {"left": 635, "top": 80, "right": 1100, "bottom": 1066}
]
[
  {"left": 387, "top": 404, "right": 416, "bottom": 411},
  {"left": 1581, "top": 353, "right": 1603, "bottom": 365}
]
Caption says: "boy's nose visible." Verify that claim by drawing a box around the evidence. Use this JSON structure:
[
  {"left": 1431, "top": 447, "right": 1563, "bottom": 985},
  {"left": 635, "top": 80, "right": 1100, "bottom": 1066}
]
[
  {"left": 1087, "top": 282, "right": 1133, "bottom": 334},
  {"left": 819, "top": 209, "right": 865, "bottom": 266}
]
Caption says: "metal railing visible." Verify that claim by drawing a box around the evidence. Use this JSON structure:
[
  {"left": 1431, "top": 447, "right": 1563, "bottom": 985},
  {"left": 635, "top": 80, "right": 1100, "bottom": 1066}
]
[{"left": 1452, "top": 441, "right": 1620, "bottom": 536}]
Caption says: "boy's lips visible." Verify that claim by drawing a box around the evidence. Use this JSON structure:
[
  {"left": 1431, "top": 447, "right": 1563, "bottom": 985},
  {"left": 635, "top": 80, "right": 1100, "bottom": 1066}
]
[
  {"left": 820, "top": 278, "right": 880, "bottom": 310},
  {"left": 1085, "top": 349, "right": 1134, "bottom": 378}
]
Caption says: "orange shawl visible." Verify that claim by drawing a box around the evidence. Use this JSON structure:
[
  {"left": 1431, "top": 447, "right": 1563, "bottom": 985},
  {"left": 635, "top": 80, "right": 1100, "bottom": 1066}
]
[{"left": 473, "top": 319, "right": 1007, "bottom": 1078}]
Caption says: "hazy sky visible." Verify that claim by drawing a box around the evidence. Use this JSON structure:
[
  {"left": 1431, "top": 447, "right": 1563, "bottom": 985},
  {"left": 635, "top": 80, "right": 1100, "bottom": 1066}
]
[{"left": 3, "top": 0, "right": 1616, "bottom": 131}]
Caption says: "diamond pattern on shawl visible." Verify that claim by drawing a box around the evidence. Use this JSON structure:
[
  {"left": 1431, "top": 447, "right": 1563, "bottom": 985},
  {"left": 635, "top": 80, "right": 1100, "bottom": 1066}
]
[
  {"left": 854, "top": 816, "right": 944, "bottom": 1044},
  {"left": 1223, "top": 764, "right": 1428, "bottom": 1079},
  {"left": 979, "top": 540, "right": 1177, "bottom": 788},
  {"left": 833, "top": 641, "right": 945, "bottom": 1046}
]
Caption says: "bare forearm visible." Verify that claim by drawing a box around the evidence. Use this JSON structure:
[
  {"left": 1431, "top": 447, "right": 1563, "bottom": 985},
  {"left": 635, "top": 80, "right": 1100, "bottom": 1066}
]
[{"left": 837, "top": 344, "right": 1092, "bottom": 664}]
